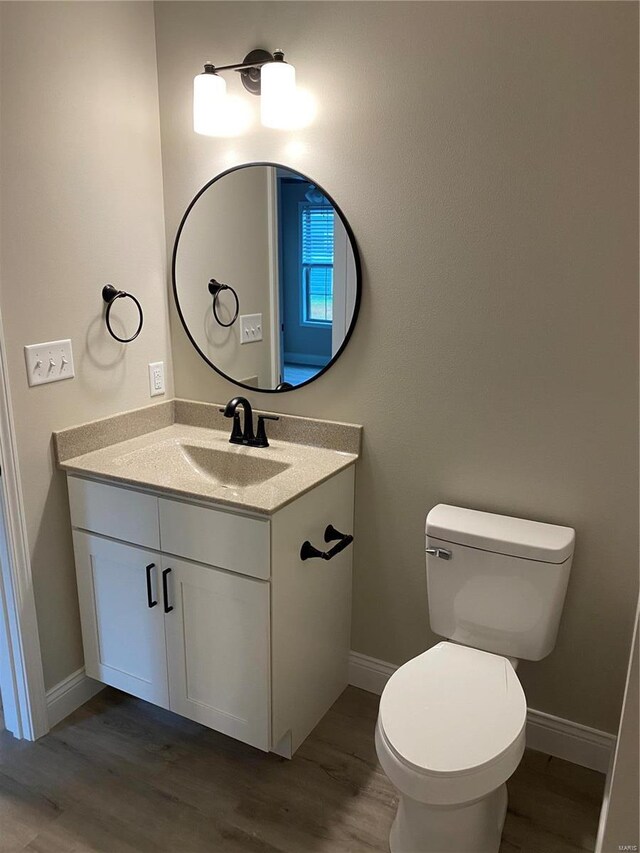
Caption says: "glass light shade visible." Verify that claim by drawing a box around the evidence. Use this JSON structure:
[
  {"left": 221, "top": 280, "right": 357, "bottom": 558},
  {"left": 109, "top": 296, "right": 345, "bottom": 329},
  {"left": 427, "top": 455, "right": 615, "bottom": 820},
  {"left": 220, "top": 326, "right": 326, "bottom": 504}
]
[
  {"left": 193, "top": 71, "right": 226, "bottom": 135},
  {"left": 260, "top": 60, "right": 296, "bottom": 129}
]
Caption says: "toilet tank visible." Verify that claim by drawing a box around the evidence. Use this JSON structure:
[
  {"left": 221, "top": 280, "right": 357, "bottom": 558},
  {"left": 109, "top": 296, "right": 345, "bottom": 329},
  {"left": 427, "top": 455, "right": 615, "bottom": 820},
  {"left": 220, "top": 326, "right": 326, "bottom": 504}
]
[{"left": 426, "top": 504, "right": 575, "bottom": 661}]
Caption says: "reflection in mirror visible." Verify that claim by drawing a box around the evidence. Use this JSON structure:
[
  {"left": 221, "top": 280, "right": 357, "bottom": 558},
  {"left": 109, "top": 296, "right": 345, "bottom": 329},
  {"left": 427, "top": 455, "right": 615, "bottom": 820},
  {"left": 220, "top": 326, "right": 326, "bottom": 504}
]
[{"left": 173, "top": 164, "right": 360, "bottom": 391}]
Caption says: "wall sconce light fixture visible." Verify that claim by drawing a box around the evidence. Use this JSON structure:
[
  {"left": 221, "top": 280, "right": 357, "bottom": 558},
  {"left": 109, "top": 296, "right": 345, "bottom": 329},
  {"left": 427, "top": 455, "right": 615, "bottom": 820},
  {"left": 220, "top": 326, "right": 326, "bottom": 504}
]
[{"left": 194, "top": 48, "right": 312, "bottom": 136}]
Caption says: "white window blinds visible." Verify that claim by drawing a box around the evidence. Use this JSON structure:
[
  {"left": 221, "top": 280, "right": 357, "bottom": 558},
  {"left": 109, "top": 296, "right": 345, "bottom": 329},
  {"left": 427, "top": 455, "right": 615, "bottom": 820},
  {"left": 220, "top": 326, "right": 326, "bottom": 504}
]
[{"left": 301, "top": 205, "right": 334, "bottom": 323}]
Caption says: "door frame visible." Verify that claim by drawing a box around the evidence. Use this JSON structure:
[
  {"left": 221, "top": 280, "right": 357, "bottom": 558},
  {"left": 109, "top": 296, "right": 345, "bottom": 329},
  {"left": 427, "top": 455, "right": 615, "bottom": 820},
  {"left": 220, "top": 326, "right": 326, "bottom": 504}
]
[
  {"left": 0, "top": 303, "right": 48, "bottom": 739},
  {"left": 267, "top": 167, "right": 282, "bottom": 388},
  {"left": 332, "top": 213, "right": 356, "bottom": 357}
]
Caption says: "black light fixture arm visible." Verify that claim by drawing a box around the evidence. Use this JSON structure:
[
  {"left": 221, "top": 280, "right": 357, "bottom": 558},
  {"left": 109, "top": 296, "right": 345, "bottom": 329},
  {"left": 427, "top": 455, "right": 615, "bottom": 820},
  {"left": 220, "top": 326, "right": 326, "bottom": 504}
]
[
  {"left": 200, "top": 49, "right": 285, "bottom": 95},
  {"left": 204, "top": 50, "right": 284, "bottom": 73},
  {"left": 204, "top": 59, "right": 264, "bottom": 73}
]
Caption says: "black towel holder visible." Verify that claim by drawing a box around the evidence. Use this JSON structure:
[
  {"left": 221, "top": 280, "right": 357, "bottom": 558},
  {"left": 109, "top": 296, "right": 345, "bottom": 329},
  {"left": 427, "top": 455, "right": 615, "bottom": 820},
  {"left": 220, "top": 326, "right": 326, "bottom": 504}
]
[
  {"left": 102, "top": 284, "right": 144, "bottom": 343},
  {"left": 208, "top": 278, "right": 239, "bottom": 328},
  {"left": 300, "top": 524, "right": 354, "bottom": 562}
]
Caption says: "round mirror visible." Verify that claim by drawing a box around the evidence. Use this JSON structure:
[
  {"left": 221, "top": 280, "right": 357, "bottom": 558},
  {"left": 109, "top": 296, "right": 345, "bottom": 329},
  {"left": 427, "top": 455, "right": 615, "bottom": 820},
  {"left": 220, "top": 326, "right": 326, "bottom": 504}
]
[{"left": 172, "top": 163, "right": 361, "bottom": 392}]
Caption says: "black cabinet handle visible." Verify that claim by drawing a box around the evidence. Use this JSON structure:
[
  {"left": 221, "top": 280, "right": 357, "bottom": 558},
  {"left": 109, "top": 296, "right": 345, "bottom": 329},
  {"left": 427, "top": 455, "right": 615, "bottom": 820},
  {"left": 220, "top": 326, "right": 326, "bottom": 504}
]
[
  {"left": 300, "top": 525, "right": 354, "bottom": 561},
  {"left": 145, "top": 563, "right": 157, "bottom": 608},
  {"left": 162, "top": 568, "right": 173, "bottom": 613}
]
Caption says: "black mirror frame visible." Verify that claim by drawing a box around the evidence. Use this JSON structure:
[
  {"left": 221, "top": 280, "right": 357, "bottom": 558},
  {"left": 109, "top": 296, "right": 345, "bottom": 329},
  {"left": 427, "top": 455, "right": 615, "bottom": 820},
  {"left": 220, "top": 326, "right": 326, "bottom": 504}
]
[{"left": 172, "top": 161, "right": 362, "bottom": 394}]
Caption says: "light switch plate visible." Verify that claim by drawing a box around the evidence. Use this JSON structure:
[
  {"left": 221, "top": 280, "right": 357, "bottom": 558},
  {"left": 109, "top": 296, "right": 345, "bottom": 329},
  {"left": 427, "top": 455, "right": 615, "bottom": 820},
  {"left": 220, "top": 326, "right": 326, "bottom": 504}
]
[
  {"left": 240, "top": 313, "right": 263, "bottom": 344},
  {"left": 24, "top": 339, "right": 75, "bottom": 387},
  {"left": 148, "top": 361, "right": 165, "bottom": 397}
]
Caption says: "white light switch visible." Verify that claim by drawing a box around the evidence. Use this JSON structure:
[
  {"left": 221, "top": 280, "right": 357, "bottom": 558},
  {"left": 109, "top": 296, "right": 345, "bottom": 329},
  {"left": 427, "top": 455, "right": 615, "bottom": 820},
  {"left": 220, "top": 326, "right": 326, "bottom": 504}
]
[
  {"left": 148, "top": 361, "right": 165, "bottom": 397},
  {"left": 240, "top": 313, "right": 263, "bottom": 344},
  {"left": 24, "top": 339, "right": 74, "bottom": 387}
]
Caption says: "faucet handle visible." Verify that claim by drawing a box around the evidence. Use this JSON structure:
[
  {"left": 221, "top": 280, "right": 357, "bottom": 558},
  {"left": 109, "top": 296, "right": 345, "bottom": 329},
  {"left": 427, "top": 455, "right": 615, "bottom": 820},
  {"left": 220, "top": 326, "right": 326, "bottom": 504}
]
[
  {"left": 254, "top": 413, "right": 279, "bottom": 447},
  {"left": 230, "top": 412, "right": 243, "bottom": 441},
  {"left": 255, "top": 416, "right": 269, "bottom": 447}
]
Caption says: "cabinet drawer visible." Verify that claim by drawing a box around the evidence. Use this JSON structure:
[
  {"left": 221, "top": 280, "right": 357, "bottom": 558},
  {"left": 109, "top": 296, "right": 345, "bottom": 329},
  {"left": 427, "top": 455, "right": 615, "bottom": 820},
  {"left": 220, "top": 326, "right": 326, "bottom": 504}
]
[
  {"left": 68, "top": 476, "right": 160, "bottom": 550},
  {"left": 159, "top": 497, "right": 270, "bottom": 580}
]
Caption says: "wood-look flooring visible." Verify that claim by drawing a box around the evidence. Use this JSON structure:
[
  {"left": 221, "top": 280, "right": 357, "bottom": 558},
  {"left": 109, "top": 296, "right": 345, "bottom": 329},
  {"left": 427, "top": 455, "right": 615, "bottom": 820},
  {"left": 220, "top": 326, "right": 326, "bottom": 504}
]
[{"left": 0, "top": 686, "right": 605, "bottom": 853}]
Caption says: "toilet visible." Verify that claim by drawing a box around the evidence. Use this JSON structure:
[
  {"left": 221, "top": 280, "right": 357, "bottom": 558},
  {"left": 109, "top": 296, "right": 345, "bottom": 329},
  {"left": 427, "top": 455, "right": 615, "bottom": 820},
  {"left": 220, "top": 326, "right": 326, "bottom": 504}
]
[{"left": 375, "top": 504, "right": 575, "bottom": 853}]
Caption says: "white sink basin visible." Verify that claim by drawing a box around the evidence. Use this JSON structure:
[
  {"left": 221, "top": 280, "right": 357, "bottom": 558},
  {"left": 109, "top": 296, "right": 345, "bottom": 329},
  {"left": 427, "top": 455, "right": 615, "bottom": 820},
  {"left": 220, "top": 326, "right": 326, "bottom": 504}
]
[
  {"left": 178, "top": 443, "right": 290, "bottom": 486},
  {"left": 114, "top": 438, "right": 290, "bottom": 488}
]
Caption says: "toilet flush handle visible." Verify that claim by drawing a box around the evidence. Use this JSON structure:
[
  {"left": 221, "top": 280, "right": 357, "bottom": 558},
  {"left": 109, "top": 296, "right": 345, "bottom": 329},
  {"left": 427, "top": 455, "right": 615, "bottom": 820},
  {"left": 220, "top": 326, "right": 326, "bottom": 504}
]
[{"left": 426, "top": 547, "right": 452, "bottom": 560}]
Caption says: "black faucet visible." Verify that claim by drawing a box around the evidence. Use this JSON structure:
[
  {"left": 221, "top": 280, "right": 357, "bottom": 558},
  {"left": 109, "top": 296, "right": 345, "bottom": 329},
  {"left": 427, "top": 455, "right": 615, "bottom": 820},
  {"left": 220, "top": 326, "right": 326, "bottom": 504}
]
[{"left": 221, "top": 397, "right": 279, "bottom": 448}]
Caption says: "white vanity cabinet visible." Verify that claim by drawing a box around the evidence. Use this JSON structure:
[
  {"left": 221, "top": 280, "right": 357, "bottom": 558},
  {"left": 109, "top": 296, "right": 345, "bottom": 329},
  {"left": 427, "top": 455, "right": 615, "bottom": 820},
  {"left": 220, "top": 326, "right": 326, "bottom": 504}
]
[
  {"left": 72, "top": 532, "right": 271, "bottom": 749},
  {"left": 163, "top": 555, "right": 270, "bottom": 749},
  {"left": 67, "top": 466, "right": 355, "bottom": 757},
  {"left": 72, "top": 533, "right": 171, "bottom": 708}
]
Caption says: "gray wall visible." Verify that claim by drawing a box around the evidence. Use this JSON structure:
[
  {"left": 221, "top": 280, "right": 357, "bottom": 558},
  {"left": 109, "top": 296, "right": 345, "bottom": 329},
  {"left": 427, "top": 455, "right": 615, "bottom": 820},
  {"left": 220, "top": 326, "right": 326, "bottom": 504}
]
[
  {"left": 174, "top": 166, "right": 273, "bottom": 388},
  {"left": 155, "top": 1, "right": 638, "bottom": 732},
  {"left": 0, "top": 1, "right": 172, "bottom": 689}
]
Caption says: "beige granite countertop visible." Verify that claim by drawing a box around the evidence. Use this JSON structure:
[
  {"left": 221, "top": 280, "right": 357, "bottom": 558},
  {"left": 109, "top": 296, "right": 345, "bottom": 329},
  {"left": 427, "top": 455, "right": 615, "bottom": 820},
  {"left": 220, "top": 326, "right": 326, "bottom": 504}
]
[{"left": 57, "top": 410, "right": 360, "bottom": 514}]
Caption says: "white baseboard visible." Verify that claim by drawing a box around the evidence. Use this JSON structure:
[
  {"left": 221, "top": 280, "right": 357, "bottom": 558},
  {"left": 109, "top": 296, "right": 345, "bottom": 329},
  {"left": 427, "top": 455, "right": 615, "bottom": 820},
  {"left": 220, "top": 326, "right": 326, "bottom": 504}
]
[
  {"left": 348, "top": 650, "right": 615, "bottom": 774},
  {"left": 46, "top": 667, "right": 104, "bottom": 729},
  {"left": 349, "top": 650, "right": 397, "bottom": 694},
  {"left": 526, "top": 708, "right": 615, "bottom": 775}
]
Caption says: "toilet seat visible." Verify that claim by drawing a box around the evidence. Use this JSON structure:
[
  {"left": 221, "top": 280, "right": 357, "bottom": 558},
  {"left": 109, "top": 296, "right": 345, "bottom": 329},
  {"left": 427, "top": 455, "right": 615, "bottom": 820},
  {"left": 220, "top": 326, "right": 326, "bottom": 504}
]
[{"left": 376, "top": 643, "right": 526, "bottom": 805}]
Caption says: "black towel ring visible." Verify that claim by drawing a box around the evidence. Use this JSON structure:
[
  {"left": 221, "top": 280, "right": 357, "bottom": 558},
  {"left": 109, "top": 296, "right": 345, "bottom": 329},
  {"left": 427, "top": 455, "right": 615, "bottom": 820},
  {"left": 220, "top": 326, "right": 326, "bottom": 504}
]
[
  {"left": 208, "top": 278, "right": 239, "bottom": 328},
  {"left": 102, "top": 284, "right": 144, "bottom": 343}
]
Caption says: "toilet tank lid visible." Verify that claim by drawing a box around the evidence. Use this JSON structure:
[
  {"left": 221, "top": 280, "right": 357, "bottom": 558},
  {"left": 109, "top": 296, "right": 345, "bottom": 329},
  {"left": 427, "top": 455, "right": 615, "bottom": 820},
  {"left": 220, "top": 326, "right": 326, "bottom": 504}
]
[{"left": 426, "top": 504, "right": 575, "bottom": 564}]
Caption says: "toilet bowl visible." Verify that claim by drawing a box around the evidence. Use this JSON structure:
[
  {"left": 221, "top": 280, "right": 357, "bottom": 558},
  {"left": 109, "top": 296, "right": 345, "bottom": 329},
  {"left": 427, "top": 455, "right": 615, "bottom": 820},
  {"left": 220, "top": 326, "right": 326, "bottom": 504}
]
[
  {"left": 375, "top": 504, "right": 575, "bottom": 853},
  {"left": 375, "top": 642, "right": 526, "bottom": 853}
]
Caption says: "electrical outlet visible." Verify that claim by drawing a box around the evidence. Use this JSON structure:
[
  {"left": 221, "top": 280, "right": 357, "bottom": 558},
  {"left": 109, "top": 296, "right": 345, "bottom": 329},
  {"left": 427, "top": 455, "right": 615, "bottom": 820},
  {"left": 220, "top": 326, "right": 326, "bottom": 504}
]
[
  {"left": 148, "top": 361, "right": 165, "bottom": 397},
  {"left": 240, "top": 313, "right": 263, "bottom": 344},
  {"left": 24, "top": 340, "right": 75, "bottom": 387}
]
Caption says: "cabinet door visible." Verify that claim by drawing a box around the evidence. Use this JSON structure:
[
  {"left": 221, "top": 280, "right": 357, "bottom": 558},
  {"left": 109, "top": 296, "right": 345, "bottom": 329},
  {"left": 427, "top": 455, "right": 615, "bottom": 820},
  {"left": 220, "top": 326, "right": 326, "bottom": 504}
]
[
  {"left": 163, "top": 557, "right": 270, "bottom": 751},
  {"left": 72, "top": 531, "right": 169, "bottom": 707}
]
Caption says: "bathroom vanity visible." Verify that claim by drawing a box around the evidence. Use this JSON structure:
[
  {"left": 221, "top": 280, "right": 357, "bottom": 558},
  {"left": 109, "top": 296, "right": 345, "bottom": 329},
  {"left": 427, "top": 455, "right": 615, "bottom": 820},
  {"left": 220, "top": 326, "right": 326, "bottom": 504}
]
[
  {"left": 55, "top": 159, "right": 363, "bottom": 759},
  {"left": 55, "top": 402, "right": 360, "bottom": 758}
]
